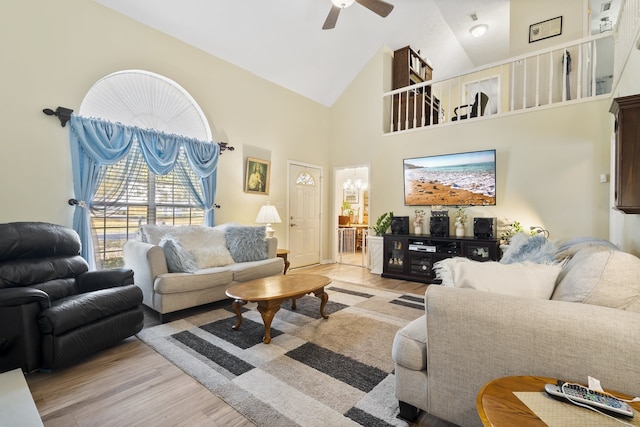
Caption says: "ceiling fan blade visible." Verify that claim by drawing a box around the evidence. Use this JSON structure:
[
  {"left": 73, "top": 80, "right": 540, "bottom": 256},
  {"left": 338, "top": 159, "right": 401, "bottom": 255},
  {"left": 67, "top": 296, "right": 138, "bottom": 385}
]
[
  {"left": 322, "top": 5, "right": 341, "bottom": 30},
  {"left": 356, "top": 0, "right": 394, "bottom": 18}
]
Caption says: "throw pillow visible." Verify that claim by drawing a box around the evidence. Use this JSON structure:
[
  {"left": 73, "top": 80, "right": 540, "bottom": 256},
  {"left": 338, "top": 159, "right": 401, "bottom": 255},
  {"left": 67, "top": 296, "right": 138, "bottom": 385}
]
[
  {"left": 552, "top": 249, "right": 640, "bottom": 312},
  {"left": 225, "top": 225, "right": 268, "bottom": 263},
  {"left": 159, "top": 235, "right": 197, "bottom": 273},
  {"left": 433, "top": 257, "right": 561, "bottom": 299},
  {"left": 188, "top": 227, "right": 235, "bottom": 268},
  {"left": 554, "top": 237, "right": 619, "bottom": 260},
  {"left": 500, "top": 233, "right": 558, "bottom": 265}
]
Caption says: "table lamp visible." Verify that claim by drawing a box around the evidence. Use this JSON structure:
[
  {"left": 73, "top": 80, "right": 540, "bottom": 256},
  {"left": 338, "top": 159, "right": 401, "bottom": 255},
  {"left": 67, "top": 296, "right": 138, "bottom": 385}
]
[{"left": 255, "top": 202, "right": 282, "bottom": 238}]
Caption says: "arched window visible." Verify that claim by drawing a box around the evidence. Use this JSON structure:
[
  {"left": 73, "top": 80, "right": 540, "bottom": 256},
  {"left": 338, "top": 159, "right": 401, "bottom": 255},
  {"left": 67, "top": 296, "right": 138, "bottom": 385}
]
[
  {"left": 295, "top": 171, "right": 316, "bottom": 186},
  {"left": 79, "top": 70, "right": 213, "bottom": 268}
]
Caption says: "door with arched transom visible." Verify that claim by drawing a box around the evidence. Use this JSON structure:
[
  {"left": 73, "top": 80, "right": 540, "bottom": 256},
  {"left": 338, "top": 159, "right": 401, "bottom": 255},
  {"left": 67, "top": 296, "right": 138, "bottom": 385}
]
[{"left": 288, "top": 162, "right": 322, "bottom": 268}]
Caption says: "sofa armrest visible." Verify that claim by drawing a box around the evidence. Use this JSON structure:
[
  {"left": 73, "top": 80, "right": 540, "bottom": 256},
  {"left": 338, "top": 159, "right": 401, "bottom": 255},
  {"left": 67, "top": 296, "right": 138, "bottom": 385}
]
[
  {"left": 76, "top": 268, "right": 135, "bottom": 293},
  {"left": 423, "top": 286, "right": 640, "bottom": 426},
  {"left": 123, "top": 241, "right": 168, "bottom": 305},
  {"left": 0, "top": 287, "right": 49, "bottom": 307},
  {"left": 266, "top": 237, "right": 277, "bottom": 258},
  {"left": 0, "top": 288, "right": 47, "bottom": 372}
]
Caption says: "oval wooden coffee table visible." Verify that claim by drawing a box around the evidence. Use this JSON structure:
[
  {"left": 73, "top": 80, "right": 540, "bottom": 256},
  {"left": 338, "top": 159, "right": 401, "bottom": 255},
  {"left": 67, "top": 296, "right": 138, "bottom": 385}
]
[{"left": 225, "top": 274, "right": 331, "bottom": 344}]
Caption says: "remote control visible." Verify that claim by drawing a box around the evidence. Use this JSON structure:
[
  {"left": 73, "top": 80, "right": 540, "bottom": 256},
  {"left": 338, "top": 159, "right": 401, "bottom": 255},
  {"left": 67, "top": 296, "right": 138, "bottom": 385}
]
[{"left": 544, "top": 382, "right": 634, "bottom": 418}]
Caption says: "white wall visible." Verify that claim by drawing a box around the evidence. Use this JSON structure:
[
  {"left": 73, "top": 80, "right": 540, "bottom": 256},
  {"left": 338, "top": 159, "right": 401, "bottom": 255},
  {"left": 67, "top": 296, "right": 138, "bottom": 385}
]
[
  {"left": 609, "top": 33, "right": 640, "bottom": 256},
  {"left": 510, "top": 0, "right": 585, "bottom": 57},
  {"left": 331, "top": 47, "right": 613, "bottom": 241},
  {"left": 0, "top": 0, "right": 333, "bottom": 258}
]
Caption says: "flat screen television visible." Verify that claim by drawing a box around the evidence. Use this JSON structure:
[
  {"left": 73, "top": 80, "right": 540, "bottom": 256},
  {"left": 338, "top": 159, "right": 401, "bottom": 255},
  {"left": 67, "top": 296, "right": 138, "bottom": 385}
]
[{"left": 403, "top": 149, "right": 496, "bottom": 206}]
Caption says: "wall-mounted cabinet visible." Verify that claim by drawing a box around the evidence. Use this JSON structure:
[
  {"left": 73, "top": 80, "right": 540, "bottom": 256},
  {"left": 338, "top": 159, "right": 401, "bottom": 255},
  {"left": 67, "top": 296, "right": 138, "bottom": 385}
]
[{"left": 610, "top": 94, "right": 640, "bottom": 214}]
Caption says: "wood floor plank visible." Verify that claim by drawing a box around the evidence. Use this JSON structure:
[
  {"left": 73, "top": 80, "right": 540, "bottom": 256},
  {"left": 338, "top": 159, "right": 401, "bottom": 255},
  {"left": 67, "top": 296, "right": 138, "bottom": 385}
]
[{"left": 26, "top": 263, "right": 454, "bottom": 427}]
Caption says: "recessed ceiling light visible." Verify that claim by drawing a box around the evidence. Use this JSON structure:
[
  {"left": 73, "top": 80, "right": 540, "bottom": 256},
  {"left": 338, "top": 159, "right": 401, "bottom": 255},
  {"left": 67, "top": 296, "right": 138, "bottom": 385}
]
[{"left": 470, "top": 24, "right": 488, "bottom": 37}]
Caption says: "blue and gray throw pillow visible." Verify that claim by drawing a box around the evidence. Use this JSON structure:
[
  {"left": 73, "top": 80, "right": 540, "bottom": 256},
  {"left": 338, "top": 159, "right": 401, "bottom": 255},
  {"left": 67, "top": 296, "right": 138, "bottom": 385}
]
[
  {"left": 501, "top": 232, "right": 558, "bottom": 265},
  {"left": 159, "top": 234, "right": 198, "bottom": 273},
  {"left": 225, "top": 225, "right": 268, "bottom": 263}
]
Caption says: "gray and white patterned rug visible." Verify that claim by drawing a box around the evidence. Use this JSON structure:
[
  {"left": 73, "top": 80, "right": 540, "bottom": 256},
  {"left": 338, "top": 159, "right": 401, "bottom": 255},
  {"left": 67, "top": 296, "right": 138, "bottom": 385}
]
[{"left": 137, "top": 280, "right": 424, "bottom": 427}]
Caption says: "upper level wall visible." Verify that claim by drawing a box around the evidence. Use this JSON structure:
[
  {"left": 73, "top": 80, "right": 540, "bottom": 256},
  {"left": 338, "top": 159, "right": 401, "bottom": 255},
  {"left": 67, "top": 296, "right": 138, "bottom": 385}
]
[
  {"left": 331, "top": 47, "right": 613, "bottom": 242},
  {"left": 510, "top": 0, "right": 586, "bottom": 57}
]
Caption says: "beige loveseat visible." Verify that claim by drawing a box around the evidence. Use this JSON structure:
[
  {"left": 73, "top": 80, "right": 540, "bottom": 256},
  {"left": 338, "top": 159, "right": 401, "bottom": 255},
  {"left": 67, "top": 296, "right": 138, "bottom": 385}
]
[
  {"left": 392, "top": 238, "right": 640, "bottom": 426},
  {"left": 124, "top": 224, "right": 284, "bottom": 322}
]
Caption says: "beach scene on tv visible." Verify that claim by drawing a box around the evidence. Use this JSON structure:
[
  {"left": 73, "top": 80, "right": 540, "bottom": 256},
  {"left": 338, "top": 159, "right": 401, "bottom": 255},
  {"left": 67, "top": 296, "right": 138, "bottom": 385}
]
[{"left": 404, "top": 150, "right": 496, "bottom": 206}]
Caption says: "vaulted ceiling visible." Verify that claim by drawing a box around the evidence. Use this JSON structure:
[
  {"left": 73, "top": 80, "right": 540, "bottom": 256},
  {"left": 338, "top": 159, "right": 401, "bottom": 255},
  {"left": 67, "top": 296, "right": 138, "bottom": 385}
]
[{"left": 95, "top": 0, "right": 619, "bottom": 107}]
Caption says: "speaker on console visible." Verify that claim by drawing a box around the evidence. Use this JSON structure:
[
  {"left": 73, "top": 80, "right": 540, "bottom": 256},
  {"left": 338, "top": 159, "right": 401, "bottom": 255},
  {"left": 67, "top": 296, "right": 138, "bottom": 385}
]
[
  {"left": 390, "top": 216, "right": 409, "bottom": 235},
  {"left": 473, "top": 217, "right": 496, "bottom": 239},
  {"left": 430, "top": 217, "right": 449, "bottom": 237}
]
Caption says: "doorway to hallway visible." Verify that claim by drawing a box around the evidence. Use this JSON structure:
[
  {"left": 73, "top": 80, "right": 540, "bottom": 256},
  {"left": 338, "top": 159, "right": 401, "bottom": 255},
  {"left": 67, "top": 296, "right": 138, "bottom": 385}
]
[{"left": 334, "top": 165, "right": 370, "bottom": 267}]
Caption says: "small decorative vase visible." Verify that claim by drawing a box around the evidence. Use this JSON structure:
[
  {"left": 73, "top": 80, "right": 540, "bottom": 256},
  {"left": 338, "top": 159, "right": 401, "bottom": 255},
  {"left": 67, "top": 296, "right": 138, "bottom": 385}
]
[
  {"left": 414, "top": 225, "right": 422, "bottom": 235},
  {"left": 455, "top": 224, "right": 465, "bottom": 237}
]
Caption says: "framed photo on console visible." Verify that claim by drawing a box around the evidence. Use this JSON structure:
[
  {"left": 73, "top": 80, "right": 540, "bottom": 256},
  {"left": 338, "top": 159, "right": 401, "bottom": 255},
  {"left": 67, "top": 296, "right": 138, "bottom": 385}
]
[{"left": 245, "top": 157, "right": 270, "bottom": 195}]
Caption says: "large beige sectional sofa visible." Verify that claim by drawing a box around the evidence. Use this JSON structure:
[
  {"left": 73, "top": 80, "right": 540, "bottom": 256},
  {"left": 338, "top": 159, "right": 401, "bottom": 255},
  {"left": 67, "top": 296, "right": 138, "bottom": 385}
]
[
  {"left": 124, "top": 224, "right": 284, "bottom": 322},
  {"left": 392, "top": 237, "right": 640, "bottom": 426}
]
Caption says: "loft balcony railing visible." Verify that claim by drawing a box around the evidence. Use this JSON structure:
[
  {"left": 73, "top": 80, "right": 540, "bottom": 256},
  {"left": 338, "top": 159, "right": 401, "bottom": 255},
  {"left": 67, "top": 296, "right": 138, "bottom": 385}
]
[{"left": 384, "top": 33, "right": 615, "bottom": 134}]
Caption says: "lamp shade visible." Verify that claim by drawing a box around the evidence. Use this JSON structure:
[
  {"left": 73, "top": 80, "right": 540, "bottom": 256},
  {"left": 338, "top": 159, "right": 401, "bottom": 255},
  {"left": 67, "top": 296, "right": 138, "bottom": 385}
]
[{"left": 255, "top": 203, "right": 282, "bottom": 238}]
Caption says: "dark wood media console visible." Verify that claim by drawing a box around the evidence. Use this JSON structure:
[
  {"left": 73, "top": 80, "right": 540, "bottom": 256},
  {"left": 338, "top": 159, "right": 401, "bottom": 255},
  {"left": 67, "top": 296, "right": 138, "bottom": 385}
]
[{"left": 382, "top": 234, "right": 500, "bottom": 283}]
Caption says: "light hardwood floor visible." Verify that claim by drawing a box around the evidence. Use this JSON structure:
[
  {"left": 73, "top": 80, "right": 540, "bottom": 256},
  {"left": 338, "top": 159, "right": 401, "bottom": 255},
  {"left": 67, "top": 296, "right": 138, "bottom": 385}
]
[{"left": 26, "top": 263, "right": 456, "bottom": 427}]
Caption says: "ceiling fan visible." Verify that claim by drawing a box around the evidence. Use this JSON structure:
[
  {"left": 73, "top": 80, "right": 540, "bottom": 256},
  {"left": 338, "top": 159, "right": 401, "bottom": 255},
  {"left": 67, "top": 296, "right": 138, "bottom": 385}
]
[{"left": 322, "top": 0, "right": 394, "bottom": 30}]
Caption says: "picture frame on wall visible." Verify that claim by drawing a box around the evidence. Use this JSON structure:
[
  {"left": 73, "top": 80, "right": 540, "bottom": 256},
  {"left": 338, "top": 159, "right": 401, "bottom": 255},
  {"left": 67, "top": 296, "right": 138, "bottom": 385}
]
[
  {"left": 343, "top": 188, "right": 359, "bottom": 203},
  {"left": 245, "top": 157, "right": 270, "bottom": 195},
  {"left": 529, "top": 16, "right": 562, "bottom": 43}
]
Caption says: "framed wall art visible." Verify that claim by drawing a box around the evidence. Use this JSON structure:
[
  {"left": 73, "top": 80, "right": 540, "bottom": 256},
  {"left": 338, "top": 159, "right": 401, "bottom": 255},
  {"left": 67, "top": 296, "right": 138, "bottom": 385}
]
[
  {"left": 245, "top": 157, "right": 270, "bottom": 195},
  {"left": 343, "top": 188, "right": 359, "bottom": 203},
  {"left": 529, "top": 16, "right": 562, "bottom": 43}
]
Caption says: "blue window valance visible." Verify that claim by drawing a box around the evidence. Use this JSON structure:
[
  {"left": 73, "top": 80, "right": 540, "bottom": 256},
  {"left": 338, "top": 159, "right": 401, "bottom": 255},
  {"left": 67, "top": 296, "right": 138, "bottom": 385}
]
[{"left": 69, "top": 114, "right": 220, "bottom": 268}]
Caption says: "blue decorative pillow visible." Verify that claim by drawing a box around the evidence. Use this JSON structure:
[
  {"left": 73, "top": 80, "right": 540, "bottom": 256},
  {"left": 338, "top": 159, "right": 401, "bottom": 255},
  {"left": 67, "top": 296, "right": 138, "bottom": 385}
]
[
  {"left": 159, "top": 235, "right": 197, "bottom": 273},
  {"left": 501, "top": 232, "right": 558, "bottom": 265},
  {"left": 225, "top": 226, "right": 268, "bottom": 262}
]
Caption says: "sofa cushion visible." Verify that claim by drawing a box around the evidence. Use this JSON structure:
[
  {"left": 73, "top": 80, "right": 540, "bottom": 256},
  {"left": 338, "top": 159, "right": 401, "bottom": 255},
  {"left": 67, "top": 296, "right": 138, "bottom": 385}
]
[
  {"left": 159, "top": 235, "right": 197, "bottom": 273},
  {"left": 228, "top": 257, "right": 284, "bottom": 282},
  {"left": 225, "top": 226, "right": 268, "bottom": 263},
  {"left": 392, "top": 315, "right": 427, "bottom": 371},
  {"left": 154, "top": 268, "right": 234, "bottom": 294},
  {"left": 434, "top": 257, "right": 561, "bottom": 299},
  {"left": 552, "top": 249, "right": 640, "bottom": 312}
]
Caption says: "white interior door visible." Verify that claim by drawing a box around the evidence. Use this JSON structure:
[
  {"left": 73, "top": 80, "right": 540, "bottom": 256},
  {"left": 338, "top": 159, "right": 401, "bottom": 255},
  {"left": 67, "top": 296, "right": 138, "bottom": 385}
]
[{"left": 288, "top": 162, "right": 322, "bottom": 268}]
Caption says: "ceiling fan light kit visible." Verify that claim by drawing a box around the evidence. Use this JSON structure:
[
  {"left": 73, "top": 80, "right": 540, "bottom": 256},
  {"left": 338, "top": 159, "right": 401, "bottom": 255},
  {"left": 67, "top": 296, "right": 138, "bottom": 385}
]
[
  {"left": 331, "top": 0, "right": 355, "bottom": 8},
  {"left": 323, "top": 0, "right": 394, "bottom": 30}
]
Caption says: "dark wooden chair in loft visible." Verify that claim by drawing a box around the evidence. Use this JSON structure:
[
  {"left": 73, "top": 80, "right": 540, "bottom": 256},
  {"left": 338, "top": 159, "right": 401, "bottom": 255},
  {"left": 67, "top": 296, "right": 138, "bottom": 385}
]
[{"left": 452, "top": 92, "right": 489, "bottom": 121}]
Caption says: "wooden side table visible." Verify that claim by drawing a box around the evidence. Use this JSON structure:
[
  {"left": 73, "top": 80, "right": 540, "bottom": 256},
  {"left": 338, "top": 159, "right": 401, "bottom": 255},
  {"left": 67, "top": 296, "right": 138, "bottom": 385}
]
[
  {"left": 277, "top": 249, "right": 290, "bottom": 274},
  {"left": 477, "top": 375, "right": 640, "bottom": 426}
]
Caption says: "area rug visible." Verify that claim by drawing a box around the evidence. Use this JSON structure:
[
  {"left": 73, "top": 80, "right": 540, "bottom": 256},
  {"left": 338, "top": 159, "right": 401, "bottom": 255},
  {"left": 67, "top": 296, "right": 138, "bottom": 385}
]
[{"left": 137, "top": 280, "right": 425, "bottom": 427}]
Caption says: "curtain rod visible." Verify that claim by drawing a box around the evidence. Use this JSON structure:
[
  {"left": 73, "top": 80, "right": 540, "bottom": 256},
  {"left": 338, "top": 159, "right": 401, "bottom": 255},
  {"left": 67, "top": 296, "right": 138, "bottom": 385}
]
[{"left": 42, "top": 106, "right": 235, "bottom": 153}]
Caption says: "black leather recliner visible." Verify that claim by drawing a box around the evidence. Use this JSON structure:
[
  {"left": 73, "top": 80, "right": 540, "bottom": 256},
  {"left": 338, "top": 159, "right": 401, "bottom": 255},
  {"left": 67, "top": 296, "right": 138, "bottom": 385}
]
[{"left": 0, "top": 222, "right": 144, "bottom": 372}]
